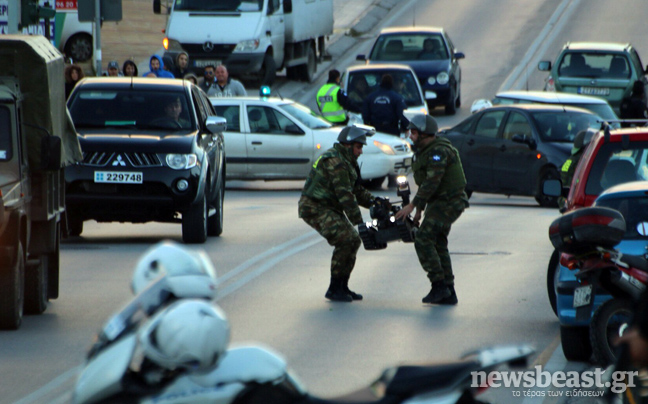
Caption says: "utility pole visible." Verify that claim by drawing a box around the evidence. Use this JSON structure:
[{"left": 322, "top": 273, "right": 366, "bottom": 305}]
[
  {"left": 94, "top": 0, "right": 102, "bottom": 75},
  {"left": 7, "top": 0, "right": 20, "bottom": 34}
]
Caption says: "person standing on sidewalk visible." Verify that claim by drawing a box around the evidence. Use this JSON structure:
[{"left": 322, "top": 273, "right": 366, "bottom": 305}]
[
  {"left": 316, "top": 69, "right": 350, "bottom": 124},
  {"left": 298, "top": 126, "right": 377, "bottom": 302},
  {"left": 395, "top": 114, "right": 469, "bottom": 305}
]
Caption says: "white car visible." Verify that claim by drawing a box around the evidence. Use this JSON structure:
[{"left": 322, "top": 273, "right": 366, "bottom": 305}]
[
  {"left": 56, "top": 10, "right": 93, "bottom": 62},
  {"left": 471, "top": 90, "right": 619, "bottom": 127},
  {"left": 210, "top": 96, "right": 413, "bottom": 186}
]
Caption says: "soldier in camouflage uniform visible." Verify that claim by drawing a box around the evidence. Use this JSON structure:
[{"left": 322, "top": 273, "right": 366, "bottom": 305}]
[
  {"left": 298, "top": 126, "right": 377, "bottom": 302},
  {"left": 395, "top": 114, "right": 469, "bottom": 304}
]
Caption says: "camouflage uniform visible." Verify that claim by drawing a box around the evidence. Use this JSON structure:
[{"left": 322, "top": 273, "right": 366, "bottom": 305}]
[
  {"left": 411, "top": 136, "right": 469, "bottom": 285},
  {"left": 299, "top": 143, "right": 374, "bottom": 278}
]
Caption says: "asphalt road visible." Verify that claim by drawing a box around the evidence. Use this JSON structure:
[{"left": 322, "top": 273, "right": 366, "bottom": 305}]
[{"left": 5, "top": 1, "right": 648, "bottom": 403}]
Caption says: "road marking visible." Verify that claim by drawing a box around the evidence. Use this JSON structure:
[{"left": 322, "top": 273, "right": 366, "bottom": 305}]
[{"left": 13, "top": 366, "right": 82, "bottom": 404}]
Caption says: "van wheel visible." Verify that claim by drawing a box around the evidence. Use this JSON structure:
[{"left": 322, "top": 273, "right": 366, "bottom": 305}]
[
  {"left": 259, "top": 53, "right": 276, "bottom": 86},
  {"left": 183, "top": 193, "right": 208, "bottom": 244},
  {"left": 24, "top": 256, "right": 48, "bottom": 315},
  {"left": 207, "top": 182, "right": 224, "bottom": 237},
  {"left": 0, "top": 242, "right": 25, "bottom": 330},
  {"left": 298, "top": 44, "right": 316, "bottom": 82},
  {"left": 65, "top": 33, "right": 93, "bottom": 63},
  {"left": 535, "top": 168, "right": 559, "bottom": 207}
]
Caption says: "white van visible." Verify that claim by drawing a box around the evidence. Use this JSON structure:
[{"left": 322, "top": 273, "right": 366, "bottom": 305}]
[{"left": 55, "top": 10, "right": 93, "bottom": 62}]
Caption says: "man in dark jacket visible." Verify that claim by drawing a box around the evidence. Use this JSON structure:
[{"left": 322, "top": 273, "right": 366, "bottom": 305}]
[
  {"left": 395, "top": 114, "right": 469, "bottom": 304},
  {"left": 362, "top": 74, "right": 408, "bottom": 136},
  {"left": 298, "top": 126, "right": 377, "bottom": 302}
]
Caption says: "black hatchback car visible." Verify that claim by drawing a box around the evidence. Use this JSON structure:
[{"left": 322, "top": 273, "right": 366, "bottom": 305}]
[
  {"left": 440, "top": 104, "right": 600, "bottom": 206},
  {"left": 357, "top": 26, "right": 464, "bottom": 115},
  {"left": 66, "top": 77, "right": 227, "bottom": 243}
]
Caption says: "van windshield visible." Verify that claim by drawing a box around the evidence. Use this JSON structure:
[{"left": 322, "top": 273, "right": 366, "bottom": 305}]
[{"left": 174, "top": 0, "right": 262, "bottom": 12}]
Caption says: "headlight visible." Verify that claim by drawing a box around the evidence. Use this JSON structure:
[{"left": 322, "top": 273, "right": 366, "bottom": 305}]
[
  {"left": 373, "top": 140, "right": 396, "bottom": 155},
  {"left": 427, "top": 76, "right": 436, "bottom": 85},
  {"left": 436, "top": 72, "right": 449, "bottom": 85},
  {"left": 166, "top": 154, "right": 197, "bottom": 170},
  {"left": 164, "top": 38, "right": 183, "bottom": 51},
  {"left": 234, "top": 39, "right": 260, "bottom": 52}
]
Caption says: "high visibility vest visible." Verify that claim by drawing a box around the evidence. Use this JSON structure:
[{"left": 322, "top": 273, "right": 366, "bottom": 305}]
[{"left": 316, "top": 84, "right": 346, "bottom": 123}]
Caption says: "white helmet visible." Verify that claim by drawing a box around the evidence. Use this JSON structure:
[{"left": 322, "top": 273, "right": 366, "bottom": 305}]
[
  {"left": 139, "top": 299, "right": 230, "bottom": 371},
  {"left": 131, "top": 240, "right": 217, "bottom": 300}
]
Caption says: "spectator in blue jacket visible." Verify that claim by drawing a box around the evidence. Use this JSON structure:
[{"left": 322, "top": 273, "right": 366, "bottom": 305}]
[
  {"left": 362, "top": 74, "right": 408, "bottom": 136},
  {"left": 142, "top": 55, "right": 175, "bottom": 79}
]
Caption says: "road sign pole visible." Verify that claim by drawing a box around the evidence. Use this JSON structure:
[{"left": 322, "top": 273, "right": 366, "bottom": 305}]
[{"left": 94, "top": 0, "right": 101, "bottom": 75}]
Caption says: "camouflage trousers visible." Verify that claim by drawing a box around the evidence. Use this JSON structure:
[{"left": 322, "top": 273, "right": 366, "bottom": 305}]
[
  {"left": 415, "top": 202, "right": 465, "bottom": 285},
  {"left": 299, "top": 198, "right": 361, "bottom": 278}
]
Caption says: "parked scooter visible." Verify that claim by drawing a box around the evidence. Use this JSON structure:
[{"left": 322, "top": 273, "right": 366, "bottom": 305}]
[{"left": 549, "top": 206, "right": 648, "bottom": 365}]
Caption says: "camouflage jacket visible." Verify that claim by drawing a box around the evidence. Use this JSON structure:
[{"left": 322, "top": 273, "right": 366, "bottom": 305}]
[
  {"left": 300, "top": 143, "right": 374, "bottom": 224},
  {"left": 412, "top": 136, "right": 468, "bottom": 211}
]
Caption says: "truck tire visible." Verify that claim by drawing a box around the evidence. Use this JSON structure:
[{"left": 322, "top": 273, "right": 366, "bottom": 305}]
[
  {"left": 259, "top": 53, "right": 276, "bottom": 86},
  {"left": 64, "top": 33, "right": 93, "bottom": 63},
  {"left": 182, "top": 193, "right": 208, "bottom": 244},
  {"left": 298, "top": 44, "right": 316, "bottom": 82},
  {"left": 560, "top": 325, "right": 592, "bottom": 362},
  {"left": 207, "top": 182, "right": 224, "bottom": 237},
  {"left": 24, "top": 257, "right": 48, "bottom": 315},
  {"left": 47, "top": 222, "right": 60, "bottom": 299},
  {"left": 0, "top": 242, "right": 25, "bottom": 330},
  {"left": 590, "top": 298, "right": 634, "bottom": 366}
]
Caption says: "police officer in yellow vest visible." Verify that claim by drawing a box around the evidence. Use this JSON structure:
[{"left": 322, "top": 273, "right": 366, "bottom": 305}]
[{"left": 317, "top": 69, "right": 351, "bottom": 124}]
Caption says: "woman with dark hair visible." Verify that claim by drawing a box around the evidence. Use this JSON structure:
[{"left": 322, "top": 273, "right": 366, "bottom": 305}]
[
  {"left": 122, "top": 60, "right": 139, "bottom": 77},
  {"left": 64, "top": 64, "right": 84, "bottom": 99}
]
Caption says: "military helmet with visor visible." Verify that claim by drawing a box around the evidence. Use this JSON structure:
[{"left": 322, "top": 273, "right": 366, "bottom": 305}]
[
  {"left": 337, "top": 124, "right": 376, "bottom": 145},
  {"left": 407, "top": 114, "right": 438, "bottom": 136}
]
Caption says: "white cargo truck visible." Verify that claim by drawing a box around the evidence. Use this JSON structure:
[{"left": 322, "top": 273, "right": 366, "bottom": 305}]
[{"left": 153, "top": 0, "right": 333, "bottom": 85}]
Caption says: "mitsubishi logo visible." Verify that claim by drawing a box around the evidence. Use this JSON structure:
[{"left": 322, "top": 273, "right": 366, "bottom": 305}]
[
  {"left": 112, "top": 155, "right": 127, "bottom": 166},
  {"left": 203, "top": 41, "right": 214, "bottom": 52}
]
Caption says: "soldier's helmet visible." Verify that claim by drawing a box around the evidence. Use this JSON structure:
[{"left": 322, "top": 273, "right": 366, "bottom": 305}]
[
  {"left": 407, "top": 114, "right": 438, "bottom": 135},
  {"left": 337, "top": 124, "right": 375, "bottom": 145}
]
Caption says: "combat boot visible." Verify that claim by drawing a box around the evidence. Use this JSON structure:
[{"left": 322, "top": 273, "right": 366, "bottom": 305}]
[
  {"left": 438, "top": 285, "right": 458, "bottom": 305},
  {"left": 422, "top": 281, "right": 451, "bottom": 304},
  {"left": 325, "top": 277, "right": 353, "bottom": 302},
  {"left": 342, "top": 276, "right": 363, "bottom": 300}
]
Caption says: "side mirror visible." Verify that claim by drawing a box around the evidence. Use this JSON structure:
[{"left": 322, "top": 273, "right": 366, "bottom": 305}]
[
  {"left": 356, "top": 54, "right": 366, "bottom": 61},
  {"left": 285, "top": 124, "right": 304, "bottom": 135},
  {"left": 41, "top": 135, "right": 62, "bottom": 170},
  {"left": 454, "top": 51, "right": 465, "bottom": 60},
  {"left": 206, "top": 116, "right": 227, "bottom": 134},
  {"left": 284, "top": 0, "right": 292, "bottom": 13},
  {"left": 470, "top": 99, "right": 492, "bottom": 114},
  {"left": 538, "top": 61, "right": 551, "bottom": 71},
  {"left": 511, "top": 134, "right": 537, "bottom": 150},
  {"left": 424, "top": 90, "right": 437, "bottom": 100},
  {"left": 153, "top": 0, "right": 161, "bottom": 14},
  {"left": 542, "top": 179, "right": 562, "bottom": 197}
]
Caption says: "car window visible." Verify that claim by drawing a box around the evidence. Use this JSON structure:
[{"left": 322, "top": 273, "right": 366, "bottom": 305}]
[
  {"left": 347, "top": 70, "right": 422, "bottom": 108},
  {"left": 174, "top": 0, "right": 261, "bottom": 12},
  {"left": 246, "top": 106, "right": 302, "bottom": 135},
  {"left": 0, "top": 106, "right": 12, "bottom": 161},
  {"left": 595, "top": 195, "right": 648, "bottom": 240},
  {"left": 630, "top": 48, "right": 644, "bottom": 74},
  {"left": 68, "top": 89, "right": 196, "bottom": 132},
  {"left": 213, "top": 105, "right": 240, "bottom": 132},
  {"left": 531, "top": 111, "right": 598, "bottom": 142},
  {"left": 502, "top": 112, "right": 532, "bottom": 140},
  {"left": 474, "top": 110, "right": 505, "bottom": 138},
  {"left": 192, "top": 90, "right": 208, "bottom": 125},
  {"left": 586, "top": 143, "right": 648, "bottom": 195},
  {"left": 558, "top": 52, "right": 630, "bottom": 79},
  {"left": 279, "top": 103, "right": 331, "bottom": 129},
  {"left": 369, "top": 33, "right": 448, "bottom": 61}
]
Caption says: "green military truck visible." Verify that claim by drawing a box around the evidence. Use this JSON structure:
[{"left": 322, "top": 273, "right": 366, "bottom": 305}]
[{"left": 0, "top": 35, "right": 82, "bottom": 330}]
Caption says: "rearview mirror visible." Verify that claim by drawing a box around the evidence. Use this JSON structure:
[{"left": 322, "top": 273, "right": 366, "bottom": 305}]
[
  {"left": 538, "top": 61, "right": 551, "bottom": 71},
  {"left": 454, "top": 51, "right": 465, "bottom": 60},
  {"left": 356, "top": 54, "right": 366, "bottom": 61},
  {"left": 511, "top": 134, "right": 537, "bottom": 150},
  {"left": 153, "top": 0, "right": 161, "bottom": 14},
  {"left": 206, "top": 116, "right": 227, "bottom": 134},
  {"left": 542, "top": 179, "right": 562, "bottom": 197}
]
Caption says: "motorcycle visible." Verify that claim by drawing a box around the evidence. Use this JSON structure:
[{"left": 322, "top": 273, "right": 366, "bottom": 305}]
[
  {"left": 549, "top": 206, "right": 648, "bottom": 365},
  {"left": 73, "top": 327, "right": 534, "bottom": 404}
]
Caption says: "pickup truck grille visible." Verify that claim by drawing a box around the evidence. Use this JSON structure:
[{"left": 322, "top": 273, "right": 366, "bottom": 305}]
[{"left": 82, "top": 152, "right": 162, "bottom": 167}]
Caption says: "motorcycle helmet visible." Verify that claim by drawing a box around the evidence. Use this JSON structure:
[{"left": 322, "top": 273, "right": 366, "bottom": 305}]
[
  {"left": 337, "top": 124, "right": 375, "bottom": 145},
  {"left": 407, "top": 114, "right": 438, "bottom": 136},
  {"left": 131, "top": 240, "right": 217, "bottom": 300},
  {"left": 139, "top": 299, "right": 230, "bottom": 371}
]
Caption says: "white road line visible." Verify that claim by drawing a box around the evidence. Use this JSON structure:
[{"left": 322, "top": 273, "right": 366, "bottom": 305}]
[{"left": 12, "top": 366, "right": 82, "bottom": 404}]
